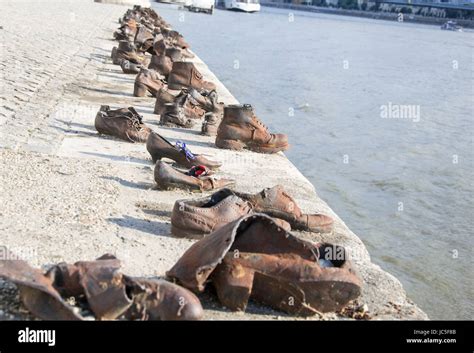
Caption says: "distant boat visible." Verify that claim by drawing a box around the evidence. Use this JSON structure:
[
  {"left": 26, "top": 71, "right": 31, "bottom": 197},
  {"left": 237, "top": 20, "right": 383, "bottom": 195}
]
[
  {"left": 224, "top": 0, "right": 260, "bottom": 13},
  {"left": 184, "top": 0, "right": 215, "bottom": 14},
  {"left": 441, "top": 21, "right": 463, "bottom": 32}
]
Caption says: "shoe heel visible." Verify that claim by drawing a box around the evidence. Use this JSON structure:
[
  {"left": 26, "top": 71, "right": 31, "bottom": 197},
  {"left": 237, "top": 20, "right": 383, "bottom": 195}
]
[
  {"left": 216, "top": 139, "right": 245, "bottom": 151},
  {"left": 150, "top": 154, "right": 162, "bottom": 164},
  {"left": 111, "top": 47, "right": 117, "bottom": 61},
  {"left": 133, "top": 82, "right": 148, "bottom": 97}
]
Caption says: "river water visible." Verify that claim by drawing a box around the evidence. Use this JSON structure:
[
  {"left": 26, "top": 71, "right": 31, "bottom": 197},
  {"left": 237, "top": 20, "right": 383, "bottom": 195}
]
[{"left": 152, "top": 3, "right": 473, "bottom": 320}]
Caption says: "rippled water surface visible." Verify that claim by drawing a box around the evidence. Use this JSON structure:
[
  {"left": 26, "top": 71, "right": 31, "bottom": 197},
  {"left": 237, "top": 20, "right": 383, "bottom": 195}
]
[{"left": 153, "top": 3, "right": 474, "bottom": 319}]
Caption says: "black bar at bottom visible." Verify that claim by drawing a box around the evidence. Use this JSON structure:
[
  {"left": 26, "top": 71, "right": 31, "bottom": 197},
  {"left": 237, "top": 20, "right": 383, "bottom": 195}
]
[{"left": 0, "top": 320, "right": 471, "bottom": 353}]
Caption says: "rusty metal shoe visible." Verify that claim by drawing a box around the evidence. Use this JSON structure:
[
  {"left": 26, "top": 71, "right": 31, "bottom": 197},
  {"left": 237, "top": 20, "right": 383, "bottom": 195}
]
[
  {"left": 148, "top": 54, "right": 173, "bottom": 77},
  {"left": 114, "top": 40, "right": 149, "bottom": 66},
  {"left": 153, "top": 87, "right": 179, "bottom": 116},
  {"left": 154, "top": 88, "right": 208, "bottom": 119},
  {"left": 134, "top": 68, "right": 165, "bottom": 97},
  {"left": 216, "top": 104, "right": 289, "bottom": 153},
  {"left": 134, "top": 25, "right": 154, "bottom": 50},
  {"left": 210, "top": 185, "right": 334, "bottom": 233},
  {"left": 167, "top": 214, "right": 361, "bottom": 315},
  {"left": 170, "top": 193, "right": 291, "bottom": 239},
  {"left": 0, "top": 251, "right": 203, "bottom": 320},
  {"left": 152, "top": 38, "right": 167, "bottom": 56},
  {"left": 148, "top": 46, "right": 183, "bottom": 74},
  {"left": 162, "top": 29, "right": 190, "bottom": 49},
  {"left": 47, "top": 254, "right": 203, "bottom": 321},
  {"left": 168, "top": 62, "right": 216, "bottom": 91},
  {"left": 114, "top": 20, "right": 138, "bottom": 41},
  {"left": 55, "top": 255, "right": 133, "bottom": 320},
  {"left": 212, "top": 250, "right": 360, "bottom": 315},
  {"left": 190, "top": 89, "right": 223, "bottom": 113},
  {"left": 201, "top": 112, "right": 221, "bottom": 136},
  {"left": 122, "top": 277, "right": 203, "bottom": 320},
  {"left": 153, "top": 35, "right": 192, "bottom": 57},
  {"left": 160, "top": 103, "right": 194, "bottom": 128},
  {"left": 170, "top": 193, "right": 253, "bottom": 239},
  {"left": 121, "top": 59, "right": 143, "bottom": 74},
  {"left": 95, "top": 105, "right": 151, "bottom": 143},
  {"left": 47, "top": 255, "right": 203, "bottom": 321},
  {"left": 146, "top": 131, "right": 222, "bottom": 169},
  {"left": 179, "top": 92, "right": 207, "bottom": 120},
  {"left": 154, "top": 161, "right": 234, "bottom": 193},
  {"left": 0, "top": 251, "right": 82, "bottom": 320}
]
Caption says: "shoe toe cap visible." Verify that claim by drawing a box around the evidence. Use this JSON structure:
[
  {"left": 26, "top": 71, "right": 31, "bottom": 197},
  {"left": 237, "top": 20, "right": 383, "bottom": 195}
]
[{"left": 307, "top": 214, "right": 334, "bottom": 232}]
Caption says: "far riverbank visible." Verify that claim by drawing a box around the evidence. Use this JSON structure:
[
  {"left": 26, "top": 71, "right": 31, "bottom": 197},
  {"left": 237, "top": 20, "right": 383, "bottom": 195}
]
[{"left": 260, "top": 1, "right": 474, "bottom": 28}]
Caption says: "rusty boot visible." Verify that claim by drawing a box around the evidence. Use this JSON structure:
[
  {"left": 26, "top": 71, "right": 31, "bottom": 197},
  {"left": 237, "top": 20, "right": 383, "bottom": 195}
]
[
  {"left": 154, "top": 88, "right": 207, "bottom": 120},
  {"left": 0, "top": 251, "right": 82, "bottom": 320},
  {"left": 163, "top": 29, "right": 190, "bottom": 49},
  {"left": 146, "top": 131, "right": 221, "bottom": 169},
  {"left": 170, "top": 193, "right": 253, "bottom": 239},
  {"left": 201, "top": 112, "right": 221, "bottom": 136},
  {"left": 216, "top": 104, "right": 289, "bottom": 153},
  {"left": 115, "top": 18, "right": 138, "bottom": 40},
  {"left": 114, "top": 40, "right": 148, "bottom": 66},
  {"left": 120, "top": 59, "right": 143, "bottom": 74},
  {"left": 231, "top": 185, "right": 334, "bottom": 233},
  {"left": 154, "top": 161, "right": 234, "bottom": 193},
  {"left": 167, "top": 62, "right": 216, "bottom": 91},
  {"left": 153, "top": 87, "right": 178, "bottom": 116},
  {"left": 167, "top": 214, "right": 361, "bottom": 315},
  {"left": 47, "top": 254, "right": 203, "bottom": 321},
  {"left": 95, "top": 105, "right": 151, "bottom": 143},
  {"left": 170, "top": 194, "right": 290, "bottom": 239},
  {"left": 134, "top": 68, "right": 165, "bottom": 97},
  {"left": 123, "top": 277, "right": 203, "bottom": 320},
  {"left": 152, "top": 38, "right": 167, "bottom": 56},
  {"left": 160, "top": 103, "right": 194, "bottom": 128},
  {"left": 212, "top": 250, "right": 361, "bottom": 315},
  {"left": 187, "top": 88, "right": 223, "bottom": 114},
  {"left": 181, "top": 91, "right": 207, "bottom": 118},
  {"left": 148, "top": 47, "right": 184, "bottom": 77},
  {"left": 148, "top": 54, "right": 173, "bottom": 77},
  {"left": 134, "top": 25, "right": 154, "bottom": 51}
]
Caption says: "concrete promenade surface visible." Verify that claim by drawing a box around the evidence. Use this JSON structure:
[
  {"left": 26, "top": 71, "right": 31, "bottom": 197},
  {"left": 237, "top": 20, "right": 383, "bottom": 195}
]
[{"left": 0, "top": 0, "right": 427, "bottom": 320}]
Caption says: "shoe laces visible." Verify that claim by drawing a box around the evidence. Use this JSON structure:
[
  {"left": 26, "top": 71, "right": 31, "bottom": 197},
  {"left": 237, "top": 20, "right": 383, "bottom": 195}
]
[
  {"left": 126, "top": 109, "right": 144, "bottom": 130},
  {"left": 175, "top": 141, "right": 196, "bottom": 161},
  {"left": 238, "top": 199, "right": 254, "bottom": 214},
  {"left": 242, "top": 104, "right": 268, "bottom": 131},
  {"left": 192, "top": 68, "right": 203, "bottom": 80},
  {"left": 253, "top": 114, "right": 268, "bottom": 131}
]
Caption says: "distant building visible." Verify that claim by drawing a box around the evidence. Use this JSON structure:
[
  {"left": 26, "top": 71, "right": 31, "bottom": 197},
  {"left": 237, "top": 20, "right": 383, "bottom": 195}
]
[
  {"left": 384, "top": 0, "right": 474, "bottom": 7},
  {"left": 267, "top": 0, "right": 474, "bottom": 10}
]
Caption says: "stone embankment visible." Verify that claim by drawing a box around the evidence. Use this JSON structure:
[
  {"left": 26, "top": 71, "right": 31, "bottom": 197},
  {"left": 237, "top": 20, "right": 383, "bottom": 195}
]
[{"left": 0, "top": 0, "right": 427, "bottom": 320}]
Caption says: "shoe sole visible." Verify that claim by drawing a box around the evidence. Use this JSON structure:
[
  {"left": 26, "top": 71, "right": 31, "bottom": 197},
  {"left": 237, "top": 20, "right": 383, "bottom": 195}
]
[
  {"left": 167, "top": 83, "right": 187, "bottom": 90},
  {"left": 170, "top": 223, "right": 207, "bottom": 240},
  {"left": 150, "top": 154, "right": 221, "bottom": 171},
  {"left": 300, "top": 280, "right": 361, "bottom": 313},
  {"left": 155, "top": 180, "right": 202, "bottom": 193},
  {"left": 294, "top": 223, "right": 334, "bottom": 234}
]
